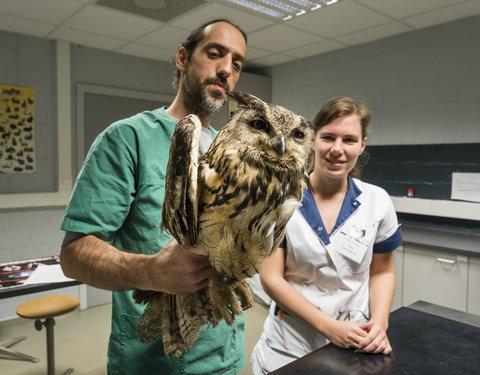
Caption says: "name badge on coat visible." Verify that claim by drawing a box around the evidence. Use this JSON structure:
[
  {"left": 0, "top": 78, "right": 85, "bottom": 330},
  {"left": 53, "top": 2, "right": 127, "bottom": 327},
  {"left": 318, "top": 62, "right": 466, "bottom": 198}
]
[{"left": 335, "top": 226, "right": 370, "bottom": 264}]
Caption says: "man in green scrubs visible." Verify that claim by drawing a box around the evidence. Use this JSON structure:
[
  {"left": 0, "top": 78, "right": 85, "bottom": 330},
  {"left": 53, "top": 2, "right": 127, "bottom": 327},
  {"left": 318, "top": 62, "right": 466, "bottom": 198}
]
[{"left": 60, "top": 18, "right": 248, "bottom": 375}]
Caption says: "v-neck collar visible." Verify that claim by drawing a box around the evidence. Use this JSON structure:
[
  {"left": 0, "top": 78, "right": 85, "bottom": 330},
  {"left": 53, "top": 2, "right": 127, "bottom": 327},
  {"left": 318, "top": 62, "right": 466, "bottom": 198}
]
[{"left": 299, "top": 177, "right": 362, "bottom": 245}]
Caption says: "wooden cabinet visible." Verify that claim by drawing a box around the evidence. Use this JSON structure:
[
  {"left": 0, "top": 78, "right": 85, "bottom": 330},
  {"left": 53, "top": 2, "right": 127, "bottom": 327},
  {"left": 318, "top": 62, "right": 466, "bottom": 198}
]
[
  {"left": 402, "top": 246, "right": 468, "bottom": 311},
  {"left": 467, "top": 256, "right": 480, "bottom": 315}
]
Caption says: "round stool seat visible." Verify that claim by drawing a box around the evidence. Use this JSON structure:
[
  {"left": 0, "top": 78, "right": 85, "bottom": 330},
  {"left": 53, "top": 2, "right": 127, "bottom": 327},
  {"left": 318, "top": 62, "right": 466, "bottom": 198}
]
[{"left": 16, "top": 295, "right": 80, "bottom": 319}]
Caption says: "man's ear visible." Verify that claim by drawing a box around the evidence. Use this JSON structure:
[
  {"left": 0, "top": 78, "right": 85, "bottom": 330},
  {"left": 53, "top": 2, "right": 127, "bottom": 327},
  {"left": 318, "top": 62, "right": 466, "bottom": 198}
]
[{"left": 176, "top": 47, "right": 188, "bottom": 72}]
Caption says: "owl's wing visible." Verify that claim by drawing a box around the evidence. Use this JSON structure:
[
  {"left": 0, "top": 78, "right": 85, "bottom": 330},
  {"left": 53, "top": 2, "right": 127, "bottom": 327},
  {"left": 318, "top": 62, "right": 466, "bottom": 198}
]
[{"left": 161, "top": 114, "right": 201, "bottom": 246}]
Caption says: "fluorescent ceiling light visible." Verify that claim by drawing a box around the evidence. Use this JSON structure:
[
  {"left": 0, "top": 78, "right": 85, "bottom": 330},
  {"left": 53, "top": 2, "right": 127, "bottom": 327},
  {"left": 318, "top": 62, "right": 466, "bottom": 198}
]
[
  {"left": 224, "top": 0, "right": 338, "bottom": 20},
  {"left": 288, "top": 0, "right": 321, "bottom": 11},
  {"left": 225, "top": 0, "right": 288, "bottom": 19},
  {"left": 257, "top": 0, "right": 303, "bottom": 15}
]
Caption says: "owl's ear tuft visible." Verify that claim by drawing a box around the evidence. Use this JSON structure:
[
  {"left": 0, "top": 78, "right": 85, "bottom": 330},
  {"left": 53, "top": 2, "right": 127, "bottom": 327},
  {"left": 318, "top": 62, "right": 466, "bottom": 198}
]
[{"left": 227, "top": 91, "right": 265, "bottom": 112}]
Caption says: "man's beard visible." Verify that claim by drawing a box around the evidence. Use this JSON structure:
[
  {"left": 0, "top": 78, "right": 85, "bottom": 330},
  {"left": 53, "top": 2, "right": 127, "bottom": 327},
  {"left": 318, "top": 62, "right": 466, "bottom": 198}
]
[{"left": 183, "top": 73, "right": 228, "bottom": 116}]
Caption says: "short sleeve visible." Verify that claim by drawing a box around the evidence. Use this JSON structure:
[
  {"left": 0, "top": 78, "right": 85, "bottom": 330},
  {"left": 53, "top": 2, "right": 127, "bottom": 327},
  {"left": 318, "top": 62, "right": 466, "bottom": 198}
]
[
  {"left": 61, "top": 124, "right": 137, "bottom": 242},
  {"left": 373, "top": 194, "right": 403, "bottom": 253}
]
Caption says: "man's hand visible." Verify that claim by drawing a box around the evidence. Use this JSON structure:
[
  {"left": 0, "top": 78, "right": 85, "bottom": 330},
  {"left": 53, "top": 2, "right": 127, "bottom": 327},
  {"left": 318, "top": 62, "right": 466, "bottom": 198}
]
[{"left": 141, "top": 237, "right": 218, "bottom": 295}]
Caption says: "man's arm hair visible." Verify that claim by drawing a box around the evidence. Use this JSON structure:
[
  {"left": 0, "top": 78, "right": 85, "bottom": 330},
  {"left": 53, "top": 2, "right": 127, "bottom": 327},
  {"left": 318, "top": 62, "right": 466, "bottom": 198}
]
[
  {"left": 60, "top": 234, "right": 217, "bottom": 294},
  {"left": 60, "top": 234, "right": 152, "bottom": 291}
]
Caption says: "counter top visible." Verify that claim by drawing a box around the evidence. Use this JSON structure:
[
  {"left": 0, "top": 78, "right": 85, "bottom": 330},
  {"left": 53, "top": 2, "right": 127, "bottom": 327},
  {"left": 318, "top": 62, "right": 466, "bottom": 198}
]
[
  {"left": 401, "top": 223, "right": 480, "bottom": 257},
  {"left": 270, "top": 301, "right": 480, "bottom": 375},
  {"left": 391, "top": 196, "right": 480, "bottom": 221}
]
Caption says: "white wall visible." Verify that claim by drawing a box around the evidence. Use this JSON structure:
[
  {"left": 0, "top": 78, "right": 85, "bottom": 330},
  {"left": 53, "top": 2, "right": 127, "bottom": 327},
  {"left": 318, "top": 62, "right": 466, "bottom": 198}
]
[
  {"left": 0, "top": 208, "right": 65, "bottom": 263},
  {"left": 256, "top": 15, "right": 480, "bottom": 146}
]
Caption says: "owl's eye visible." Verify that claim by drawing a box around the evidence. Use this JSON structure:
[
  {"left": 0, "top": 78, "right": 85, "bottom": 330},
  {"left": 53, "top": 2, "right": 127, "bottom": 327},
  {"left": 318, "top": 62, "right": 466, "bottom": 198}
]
[
  {"left": 250, "top": 119, "right": 270, "bottom": 132},
  {"left": 292, "top": 129, "right": 305, "bottom": 139}
]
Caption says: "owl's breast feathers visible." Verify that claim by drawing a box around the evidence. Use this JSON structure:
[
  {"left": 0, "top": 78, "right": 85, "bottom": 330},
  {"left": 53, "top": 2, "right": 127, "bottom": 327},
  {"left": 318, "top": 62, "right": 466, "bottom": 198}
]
[{"left": 197, "top": 142, "right": 305, "bottom": 280}]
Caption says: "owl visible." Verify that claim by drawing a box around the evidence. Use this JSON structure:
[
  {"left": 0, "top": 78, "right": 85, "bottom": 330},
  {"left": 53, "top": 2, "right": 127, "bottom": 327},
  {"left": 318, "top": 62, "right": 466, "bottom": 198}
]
[{"left": 133, "top": 91, "right": 313, "bottom": 357}]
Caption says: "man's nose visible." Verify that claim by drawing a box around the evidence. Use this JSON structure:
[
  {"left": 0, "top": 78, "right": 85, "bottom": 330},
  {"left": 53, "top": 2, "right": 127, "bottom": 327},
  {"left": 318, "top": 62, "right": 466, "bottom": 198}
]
[{"left": 217, "top": 56, "right": 233, "bottom": 77}]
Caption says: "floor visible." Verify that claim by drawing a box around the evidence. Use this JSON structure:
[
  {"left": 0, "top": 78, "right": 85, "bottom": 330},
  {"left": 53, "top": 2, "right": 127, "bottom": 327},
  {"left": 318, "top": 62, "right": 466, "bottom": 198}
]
[
  {"left": 0, "top": 302, "right": 269, "bottom": 375},
  {"left": 0, "top": 303, "right": 110, "bottom": 375}
]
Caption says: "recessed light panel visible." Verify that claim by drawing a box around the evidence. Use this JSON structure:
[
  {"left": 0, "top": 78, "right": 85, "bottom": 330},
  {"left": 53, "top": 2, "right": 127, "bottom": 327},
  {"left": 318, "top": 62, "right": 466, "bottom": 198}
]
[{"left": 224, "top": 0, "right": 339, "bottom": 20}]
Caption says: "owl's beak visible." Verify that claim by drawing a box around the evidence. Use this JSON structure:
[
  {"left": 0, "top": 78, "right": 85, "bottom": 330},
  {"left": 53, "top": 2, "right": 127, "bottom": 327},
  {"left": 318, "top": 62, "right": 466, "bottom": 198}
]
[{"left": 275, "top": 136, "right": 285, "bottom": 155}]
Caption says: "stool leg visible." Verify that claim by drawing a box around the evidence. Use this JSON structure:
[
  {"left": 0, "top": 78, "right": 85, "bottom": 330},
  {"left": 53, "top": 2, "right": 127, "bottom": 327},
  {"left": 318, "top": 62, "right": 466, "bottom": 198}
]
[
  {"left": 0, "top": 343, "right": 40, "bottom": 362},
  {"left": 0, "top": 336, "right": 39, "bottom": 362},
  {"left": 0, "top": 335, "right": 27, "bottom": 348},
  {"left": 44, "top": 318, "right": 55, "bottom": 375},
  {"left": 37, "top": 318, "right": 74, "bottom": 375}
]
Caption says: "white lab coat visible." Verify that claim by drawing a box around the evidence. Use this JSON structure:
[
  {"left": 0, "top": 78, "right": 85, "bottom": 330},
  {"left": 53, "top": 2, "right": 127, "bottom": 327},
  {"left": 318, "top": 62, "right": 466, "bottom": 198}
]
[{"left": 251, "top": 178, "right": 403, "bottom": 374}]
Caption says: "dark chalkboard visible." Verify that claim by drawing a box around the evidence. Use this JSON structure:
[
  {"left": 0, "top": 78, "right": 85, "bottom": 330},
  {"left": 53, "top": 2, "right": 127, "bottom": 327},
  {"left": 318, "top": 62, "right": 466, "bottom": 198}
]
[{"left": 361, "top": 143, "right": 480, "bottom": 200}]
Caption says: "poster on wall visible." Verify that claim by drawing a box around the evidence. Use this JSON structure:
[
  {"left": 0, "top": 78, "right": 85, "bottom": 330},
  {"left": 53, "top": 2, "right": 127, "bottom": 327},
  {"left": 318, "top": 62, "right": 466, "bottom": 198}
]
[{"left": 0, "top": 84, "right": 35, "bottom": 174}]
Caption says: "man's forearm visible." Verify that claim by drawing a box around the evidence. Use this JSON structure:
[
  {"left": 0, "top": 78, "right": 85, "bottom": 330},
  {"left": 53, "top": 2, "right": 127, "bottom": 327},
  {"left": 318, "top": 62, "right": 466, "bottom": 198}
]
[{"left": 60, "top": 234, "right": 151, "bottom": 291}]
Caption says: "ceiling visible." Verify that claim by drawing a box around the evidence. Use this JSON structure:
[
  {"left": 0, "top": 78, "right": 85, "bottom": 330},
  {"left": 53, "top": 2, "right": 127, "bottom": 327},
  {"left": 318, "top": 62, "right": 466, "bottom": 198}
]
[{"left": 0, "top": 0, "right": 479, "bottom": 70}]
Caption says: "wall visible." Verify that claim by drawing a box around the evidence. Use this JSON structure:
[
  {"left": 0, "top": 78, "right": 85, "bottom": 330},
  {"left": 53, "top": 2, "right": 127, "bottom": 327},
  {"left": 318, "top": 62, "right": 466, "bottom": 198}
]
[
  {"left": 0, "top": 32, "right": 271, "bottom": 266},
  {"left": 253, "top": 15, "right": 480, "bottom": 215},
  {"left": 255, "top": 15, "right": 480, "bottom": 146},
  {"left": 0, "top": 33, "right": 174, "bottom": 265},
  {"left": 0, "top": 31, "right": 61, "bottom": 265},
  {"left": 0, "top": 31, "right": 56, "bottom": 194}
]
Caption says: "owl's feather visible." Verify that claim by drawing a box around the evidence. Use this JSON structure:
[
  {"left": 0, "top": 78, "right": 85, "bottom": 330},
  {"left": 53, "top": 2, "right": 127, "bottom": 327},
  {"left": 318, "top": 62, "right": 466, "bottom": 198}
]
[{"left": 134, "top": 92, "right": 313, "bottom": 356}]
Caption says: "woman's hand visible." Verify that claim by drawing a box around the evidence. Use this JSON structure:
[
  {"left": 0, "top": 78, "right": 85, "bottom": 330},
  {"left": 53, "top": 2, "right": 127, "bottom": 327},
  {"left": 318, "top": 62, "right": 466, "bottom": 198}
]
[
  {"left": 323, "top": 319, "right": 369, "bottom": 350},
  {"left": 356, "top": 321, "right": 392, "bottom": 354}
]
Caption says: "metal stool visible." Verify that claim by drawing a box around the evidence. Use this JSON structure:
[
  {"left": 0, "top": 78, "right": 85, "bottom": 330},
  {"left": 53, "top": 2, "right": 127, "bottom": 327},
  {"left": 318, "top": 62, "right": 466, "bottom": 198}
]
[
  {"left": 0, "top": 335, "right": 39, "bottom": 362},
  {"left": 16, "top": 295, "right": 80, "bottom": 375}
]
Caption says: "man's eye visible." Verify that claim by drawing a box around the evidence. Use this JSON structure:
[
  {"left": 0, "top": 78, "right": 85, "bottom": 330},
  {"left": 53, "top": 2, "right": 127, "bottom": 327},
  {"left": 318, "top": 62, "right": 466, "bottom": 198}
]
[
  {"left": 250, "top": 119, "right": 270, "bottom": 131},
  {"left": 207, "top": 50, "right": 219, "bottom": 58}
]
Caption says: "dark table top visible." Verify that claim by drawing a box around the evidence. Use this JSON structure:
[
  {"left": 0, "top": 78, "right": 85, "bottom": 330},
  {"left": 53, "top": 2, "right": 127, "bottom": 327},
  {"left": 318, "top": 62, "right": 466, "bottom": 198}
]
[{"left": 270, "top": 302, "right": 480, "bottom": 375}]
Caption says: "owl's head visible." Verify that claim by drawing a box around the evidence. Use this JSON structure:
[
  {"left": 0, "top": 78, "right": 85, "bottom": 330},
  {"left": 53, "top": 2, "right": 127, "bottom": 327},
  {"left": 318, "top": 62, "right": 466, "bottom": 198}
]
[{"left": 218, "top": 91, "right": 313, "bottom": 174}]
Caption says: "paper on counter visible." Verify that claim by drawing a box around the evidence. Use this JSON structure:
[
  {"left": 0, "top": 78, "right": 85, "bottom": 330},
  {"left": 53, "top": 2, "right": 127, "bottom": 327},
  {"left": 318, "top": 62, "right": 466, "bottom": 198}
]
[
  {"left": 23, "top": 263, "right": 74, "bottom": 285},
  {"left": 451, "top": 172, "right": 480, "bottom": 203}
]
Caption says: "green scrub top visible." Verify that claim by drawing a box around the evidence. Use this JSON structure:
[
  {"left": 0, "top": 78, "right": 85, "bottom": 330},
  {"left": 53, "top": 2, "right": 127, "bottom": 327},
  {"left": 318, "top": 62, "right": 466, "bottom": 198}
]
[{"left": 61, "top": 108, "right": 246, "bottom": 375}]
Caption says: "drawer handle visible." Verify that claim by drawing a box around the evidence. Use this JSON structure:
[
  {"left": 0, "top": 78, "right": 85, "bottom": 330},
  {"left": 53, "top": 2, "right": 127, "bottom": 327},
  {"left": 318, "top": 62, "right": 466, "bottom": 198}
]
[{"left": 436, "top": 257, "right": 456, "bottom": 265}]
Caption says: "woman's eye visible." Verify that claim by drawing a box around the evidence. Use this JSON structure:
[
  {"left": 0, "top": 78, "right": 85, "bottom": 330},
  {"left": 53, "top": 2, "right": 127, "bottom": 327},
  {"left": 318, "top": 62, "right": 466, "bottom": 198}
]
[{"left": 250, "top": 119, "right": 270, "bottom": 131}]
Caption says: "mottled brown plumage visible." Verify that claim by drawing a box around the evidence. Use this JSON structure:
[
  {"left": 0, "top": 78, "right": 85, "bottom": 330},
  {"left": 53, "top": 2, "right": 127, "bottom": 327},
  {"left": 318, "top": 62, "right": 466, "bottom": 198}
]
[{"left": 134, "top": 92, "right": 313, "bottom": 357}]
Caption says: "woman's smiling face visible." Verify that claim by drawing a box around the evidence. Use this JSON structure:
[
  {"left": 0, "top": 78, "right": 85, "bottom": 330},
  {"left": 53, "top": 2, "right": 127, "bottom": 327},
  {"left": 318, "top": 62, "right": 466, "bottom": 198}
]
[{"left": 313, "top": 114, "right": 367, "bottom": 180}]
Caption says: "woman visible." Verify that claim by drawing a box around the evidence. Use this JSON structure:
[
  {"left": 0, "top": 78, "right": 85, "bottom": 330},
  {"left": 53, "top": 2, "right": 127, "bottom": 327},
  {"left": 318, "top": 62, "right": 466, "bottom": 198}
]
[{"left": 250, "top": 97, "right": 403, "bottom": 374}]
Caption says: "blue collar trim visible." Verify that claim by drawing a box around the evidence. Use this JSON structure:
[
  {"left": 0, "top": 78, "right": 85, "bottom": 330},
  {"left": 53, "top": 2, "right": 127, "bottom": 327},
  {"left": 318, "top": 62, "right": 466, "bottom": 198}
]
[{"left": 299, "top": 177, "right": 362, "bottom": 245}]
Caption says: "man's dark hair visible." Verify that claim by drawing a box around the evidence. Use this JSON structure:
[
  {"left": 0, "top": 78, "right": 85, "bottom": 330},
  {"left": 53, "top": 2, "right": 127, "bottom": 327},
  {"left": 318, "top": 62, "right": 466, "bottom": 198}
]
[{"left": 172, "top": 18, "right": 247, "bottom": 90}]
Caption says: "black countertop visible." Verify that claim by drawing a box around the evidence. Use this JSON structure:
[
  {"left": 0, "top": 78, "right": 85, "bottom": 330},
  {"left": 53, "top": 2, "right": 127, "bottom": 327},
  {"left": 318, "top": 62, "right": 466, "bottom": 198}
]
[{"left": 270, "top": 302, "right": 480, "bottom": 375}]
